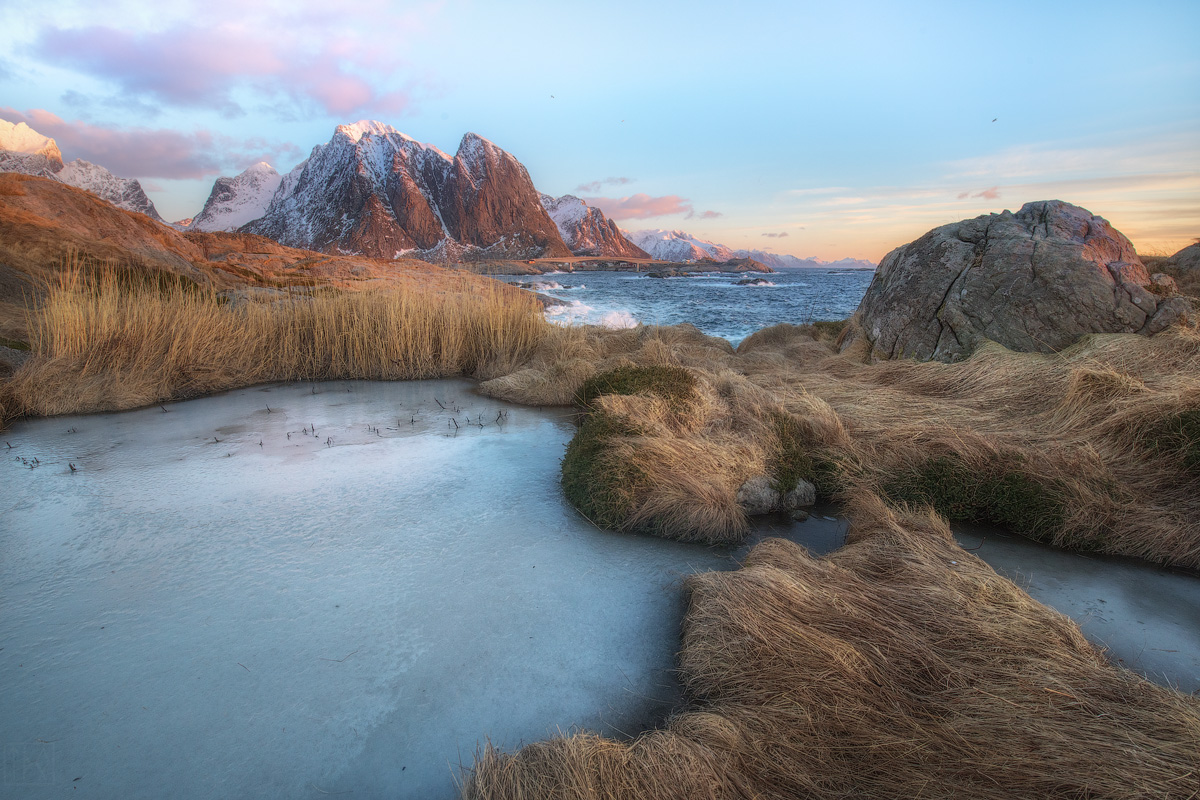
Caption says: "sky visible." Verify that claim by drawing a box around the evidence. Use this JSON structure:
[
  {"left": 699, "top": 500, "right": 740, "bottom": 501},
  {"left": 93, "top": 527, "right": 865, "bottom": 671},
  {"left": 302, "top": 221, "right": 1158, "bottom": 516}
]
[{"left": 1, "top": 0, "right": 1197, "bottom": 262}]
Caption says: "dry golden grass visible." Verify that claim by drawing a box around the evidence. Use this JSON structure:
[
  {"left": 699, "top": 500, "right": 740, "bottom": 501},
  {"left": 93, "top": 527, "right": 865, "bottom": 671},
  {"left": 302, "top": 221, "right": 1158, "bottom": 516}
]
[
  {"left": 481, "top": 321, "right": 1200, "bottom": 568},
  {"left": 461, "top": 493, "right": 1200, "bottom": 800},
  {"left": 3, "top": 263, "right": 548, "bottom": 418}
]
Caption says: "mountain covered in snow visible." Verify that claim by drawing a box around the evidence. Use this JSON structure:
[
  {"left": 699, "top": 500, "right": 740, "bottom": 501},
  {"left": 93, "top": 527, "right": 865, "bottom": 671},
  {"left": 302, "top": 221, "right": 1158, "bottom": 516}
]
[
  {"left": 243, "top": 121, "right": 571, "bottom": 261},
  {"left": 624, "top": 227, "right": 875, "bottom": 270},
  {"left": 540, "top": 194, "right": 648, "bottom": 258},
  {"left": 0, "top": 119, "right": 163, "bottom": 221},
  {"left": 189, "top": 162, "right": 282, "bottom": 232},
  {"left": 624, "top": 229, "right": 737, "bottom": 262}
]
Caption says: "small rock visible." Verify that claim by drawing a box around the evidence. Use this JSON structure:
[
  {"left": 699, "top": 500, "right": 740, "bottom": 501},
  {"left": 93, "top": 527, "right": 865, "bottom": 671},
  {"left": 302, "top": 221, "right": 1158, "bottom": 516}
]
[
  {"left": 788, "top": 508, "right": 810, "bottom": 522},
  {"left": 736, "top": 476, "right": 780, "bottom": 516},
  {"left": 1141, "top": 297, "right": 1192, "bottom": 336},
  {"left": 783, "top": 479, "right": 817, "bottom": 510},
  {"left": 1150, "top": 273, "right": 1178, "bottom": 294}
]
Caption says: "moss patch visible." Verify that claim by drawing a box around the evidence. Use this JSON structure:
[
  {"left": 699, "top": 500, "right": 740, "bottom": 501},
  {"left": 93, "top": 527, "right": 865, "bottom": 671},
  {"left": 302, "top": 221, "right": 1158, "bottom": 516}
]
[
  {"left": 810, "top": 318, "right": 848, "bottom": 340},
  {"left": 882, "top": 455, "right": 1065, "bottom": 540},
  {"left": 561, "top": 410, "right": 648, "bottom": 530},
  {"left": 0, "top": 336, "right": 30, "bottom": 351},
  {"left": 574, "top": 364, "right": 695, "bottom": 411},
  {"left": 1147, "top": 410, "right": 1200, "bottom": 476},
  {"left": 768, "top": 411, "right": 843, "bottom": 499}
]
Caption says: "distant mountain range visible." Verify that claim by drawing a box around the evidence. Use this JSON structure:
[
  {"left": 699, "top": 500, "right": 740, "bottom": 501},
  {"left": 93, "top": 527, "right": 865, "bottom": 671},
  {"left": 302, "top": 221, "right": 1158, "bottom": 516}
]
[
  {"left": 624, "top": 228, "right": 875, "bottom": 270},
  {"left": 0, "top": 119, "right": 163, "bottom": 221},
  {"left": 0, "top": 117, "right": 875, "bottom": 268}
]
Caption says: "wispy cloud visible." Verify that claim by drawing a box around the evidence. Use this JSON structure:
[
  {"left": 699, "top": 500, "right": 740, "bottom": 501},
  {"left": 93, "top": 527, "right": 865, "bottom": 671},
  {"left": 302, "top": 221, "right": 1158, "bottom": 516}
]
[
  {"left": 0, "top": 107, "right": 302, "bottom": 179},
  {"left": 762, "top": 232, "right": 789, "bottom": 238},
  {"left": 28, "top": 2, "right": 444, "bottom": 118},
  {"left": 584, "top": 193, "right": 721, "bottom": 221},
  {"left": 957, "top": 186, "right": 1001, "bottom": 200},
  {"left": 575, "top": 176, "right": 633, "bottom": 193}
]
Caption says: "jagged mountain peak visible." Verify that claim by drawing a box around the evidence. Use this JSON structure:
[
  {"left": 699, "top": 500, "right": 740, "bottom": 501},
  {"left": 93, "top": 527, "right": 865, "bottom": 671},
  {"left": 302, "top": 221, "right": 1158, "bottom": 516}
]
[
  {"left": 0, "top": 119, "right": 62, "bottom": 165},
  {"left": 336, "top": 119, "right": 407, "bottom": 142},
  {"left": 0, "top": 119, "right": 161, "bottom": 221},
  {"left": 244, "top": 161, "right": 278, "bottom": 175},
  {"left": 190, "top": 161, "right": 283, "bottom": 232},
  {"left": 456, "top": 132, "right": 510, "bottom": 171},
  {"left": 243, "top": 123, "right": 570, "bottom": 261},
  {"left": 540, "top": 194, "right": 649, "bottom": 259}
]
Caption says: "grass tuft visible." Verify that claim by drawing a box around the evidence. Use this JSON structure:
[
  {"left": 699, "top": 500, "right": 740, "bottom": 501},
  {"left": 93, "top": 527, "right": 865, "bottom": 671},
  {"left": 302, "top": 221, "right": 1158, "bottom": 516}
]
[
  {"left": 882, "top": 455, "right": 1066, "bottom": 540},
  {"left": 574, "top": 364, "right": 695, "bottom": 411},
  {"left": 3, "top": 261, "right": 547, "bottom": 419},
  {"left": 1147, "top": 409, "right": 1200, "bottom": 476},
  {"left": 560, "top": 410, "right": 648, "bottom": 530}
]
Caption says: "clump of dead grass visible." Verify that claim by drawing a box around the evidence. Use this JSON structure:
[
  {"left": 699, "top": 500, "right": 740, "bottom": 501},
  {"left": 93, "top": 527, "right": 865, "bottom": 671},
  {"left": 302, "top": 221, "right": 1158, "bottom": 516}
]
[
  {"left": 3, "top": 261, "right": 547, "bottom": 419},
  {"left": 482, "top": 319, "right": 1200, "bottom": 567},
  {"left": 461, "top": 493, "right": 1200, "bottom": 800}
]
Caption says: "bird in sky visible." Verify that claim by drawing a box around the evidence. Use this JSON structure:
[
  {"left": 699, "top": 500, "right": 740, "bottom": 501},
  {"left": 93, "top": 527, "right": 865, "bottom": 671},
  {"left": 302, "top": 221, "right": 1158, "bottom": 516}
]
[{"left": 992, "top": 118, "right": 997, "bottom": 122}]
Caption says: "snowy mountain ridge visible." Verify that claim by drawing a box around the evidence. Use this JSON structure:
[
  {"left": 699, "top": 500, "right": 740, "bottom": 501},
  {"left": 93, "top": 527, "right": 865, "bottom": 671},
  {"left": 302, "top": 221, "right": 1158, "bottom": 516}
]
[
  {"left": 189, "top": 162, "right": 282, "bottom": 232},
  {"left": 540, "top": 194, "right": 649, "bottom": 258},
  {"left": 0, "top": 119, "right": 162, "bottom": 221},
  {"left": 624, "top": 228, "right": 736, "bottom": 262},
  {"left": 624, "top": 227, "right": 875, "bottom": 269},
  {"left": 243, "top": 121, "right": 570, "bottom": 260}
]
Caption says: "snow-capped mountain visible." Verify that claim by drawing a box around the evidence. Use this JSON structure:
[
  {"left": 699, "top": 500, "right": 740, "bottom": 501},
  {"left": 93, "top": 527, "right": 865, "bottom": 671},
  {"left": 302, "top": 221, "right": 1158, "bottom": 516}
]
[
  {"left": 540, "top": 194, "right": 649, "bottom": 258},
  {"left": 0, "top": 119, "right": 163, "bottom": 221},
  {"left": 243, "top": 121, "right": 570, "bottom": 261},
  {"left": 190, "top": 162, "right": 281, "bottom": 232},
  {"left": 624, "top": 226, "right": 875, "bottom": 269},
  {"left": 624, "top": 229, "right": 736, "bottom": 262}
]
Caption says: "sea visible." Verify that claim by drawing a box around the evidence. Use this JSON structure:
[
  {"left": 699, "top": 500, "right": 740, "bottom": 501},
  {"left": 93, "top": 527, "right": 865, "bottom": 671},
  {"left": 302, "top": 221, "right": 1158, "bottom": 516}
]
[{"left": 497, "top": 267, "right": 876, "bottom": 346}]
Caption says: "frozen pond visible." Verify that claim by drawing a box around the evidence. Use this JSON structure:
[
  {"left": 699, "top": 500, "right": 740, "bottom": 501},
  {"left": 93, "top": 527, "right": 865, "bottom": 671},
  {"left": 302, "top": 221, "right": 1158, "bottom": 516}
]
[
  {"left": 2, "top": 380, "right": 1196, "bottom": 798},
  {"left": 1, "top": 379, "right": 844, "bottom": 798}
]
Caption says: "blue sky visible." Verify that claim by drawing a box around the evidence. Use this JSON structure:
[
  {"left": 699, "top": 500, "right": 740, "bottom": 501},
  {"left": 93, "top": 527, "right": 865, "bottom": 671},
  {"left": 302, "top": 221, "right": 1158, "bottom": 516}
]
[{"left": 1, "top": 0, "right": 1197, "bottom": 260}]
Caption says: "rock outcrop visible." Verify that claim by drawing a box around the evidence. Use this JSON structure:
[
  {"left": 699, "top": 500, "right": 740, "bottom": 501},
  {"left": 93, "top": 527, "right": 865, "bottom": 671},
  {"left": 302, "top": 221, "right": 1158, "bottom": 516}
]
[
  {"left": 243, "top": 122, "right": 571, "bottom": 261},
  {"left": 842, "top": 201, "right": 1191, "bottom": 362},
  {"left": 0, "top": 119, "right": 163, "bottom": 221},
  {"left": 540, "top": 194, "right": 649, "bottom": 258}
]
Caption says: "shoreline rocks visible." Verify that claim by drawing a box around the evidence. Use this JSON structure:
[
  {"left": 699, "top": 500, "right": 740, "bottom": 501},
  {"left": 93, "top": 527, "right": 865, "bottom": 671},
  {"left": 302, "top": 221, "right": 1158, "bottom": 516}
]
[{"left": 842, "top": 200, "right": 1192, "bottom": 362}]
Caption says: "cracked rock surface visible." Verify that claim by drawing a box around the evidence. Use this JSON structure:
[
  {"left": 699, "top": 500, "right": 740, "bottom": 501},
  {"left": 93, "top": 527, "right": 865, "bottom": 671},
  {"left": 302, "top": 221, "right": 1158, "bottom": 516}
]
[{"left": 842, "top": 200, "right": 1191, "bottom": 362}]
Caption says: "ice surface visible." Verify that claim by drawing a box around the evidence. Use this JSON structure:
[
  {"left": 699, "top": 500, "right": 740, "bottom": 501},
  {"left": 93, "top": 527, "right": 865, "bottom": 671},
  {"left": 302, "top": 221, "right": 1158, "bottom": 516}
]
[
  {"left": 0, "top": 380, "right": 842, "bottom": 798},
  {"left": 2, "top": 379, "right": 1195, "bottom": 799}
]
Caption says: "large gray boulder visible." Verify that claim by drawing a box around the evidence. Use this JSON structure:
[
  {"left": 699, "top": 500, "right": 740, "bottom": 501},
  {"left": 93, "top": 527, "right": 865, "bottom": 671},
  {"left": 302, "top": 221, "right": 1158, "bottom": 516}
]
[
  {"left": 842, "top": 201, "right": 1191, "bottom": 362},
  {"left": 1166, "top": 242, "right": 1200, "bottom": 272}
]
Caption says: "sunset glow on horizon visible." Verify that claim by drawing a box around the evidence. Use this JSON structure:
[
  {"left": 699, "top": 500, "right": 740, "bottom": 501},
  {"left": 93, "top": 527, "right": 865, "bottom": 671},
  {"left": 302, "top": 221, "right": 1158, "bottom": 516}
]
[{"left": 1, "top": 0, "right": 1196, "bottom": 262}]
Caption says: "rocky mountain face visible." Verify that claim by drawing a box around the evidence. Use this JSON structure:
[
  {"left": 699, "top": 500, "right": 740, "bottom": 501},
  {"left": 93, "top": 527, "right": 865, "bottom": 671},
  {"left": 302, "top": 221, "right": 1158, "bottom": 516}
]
[
  {"left": 841, "top": 200, "right": 1191, "bottom": 362},
  {"left": 0, "top": 172, "right": 509, "bottom": 295},
  {"left": 190, "top": 162, "right": 282, "bottom": 232},
  {"left": 0, "top": 119, "right": 163, "bottom": 221},
  {"left": 540, "top": 194, "right": 649, "bottom": 258},
  {"left": 243, "top": 121, "right": 571, "bottom": 261}
]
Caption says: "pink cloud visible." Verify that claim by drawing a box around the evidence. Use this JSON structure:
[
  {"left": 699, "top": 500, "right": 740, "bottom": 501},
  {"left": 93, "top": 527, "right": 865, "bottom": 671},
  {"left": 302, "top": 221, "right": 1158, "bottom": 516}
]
[
  {"left": 0, "top": 107, "right": 302, "bottom": 180},
  {"left": 585, "top": 193, "right": 694, "bottom": 220},
  {"left": 958, "top": 187, "right": 1001, "bottom": 200},
  {"left": 32, "top": 14, "right": 426, "bottom": 118},
  {"left": 576, "top": 176, "right": 634, "bottom": 193},
  {"left": 762, "top": 232, "right": 789, "bottom": 238},
  {"left": 585, "top": 193, "right": 723, "bottom": 221}
]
